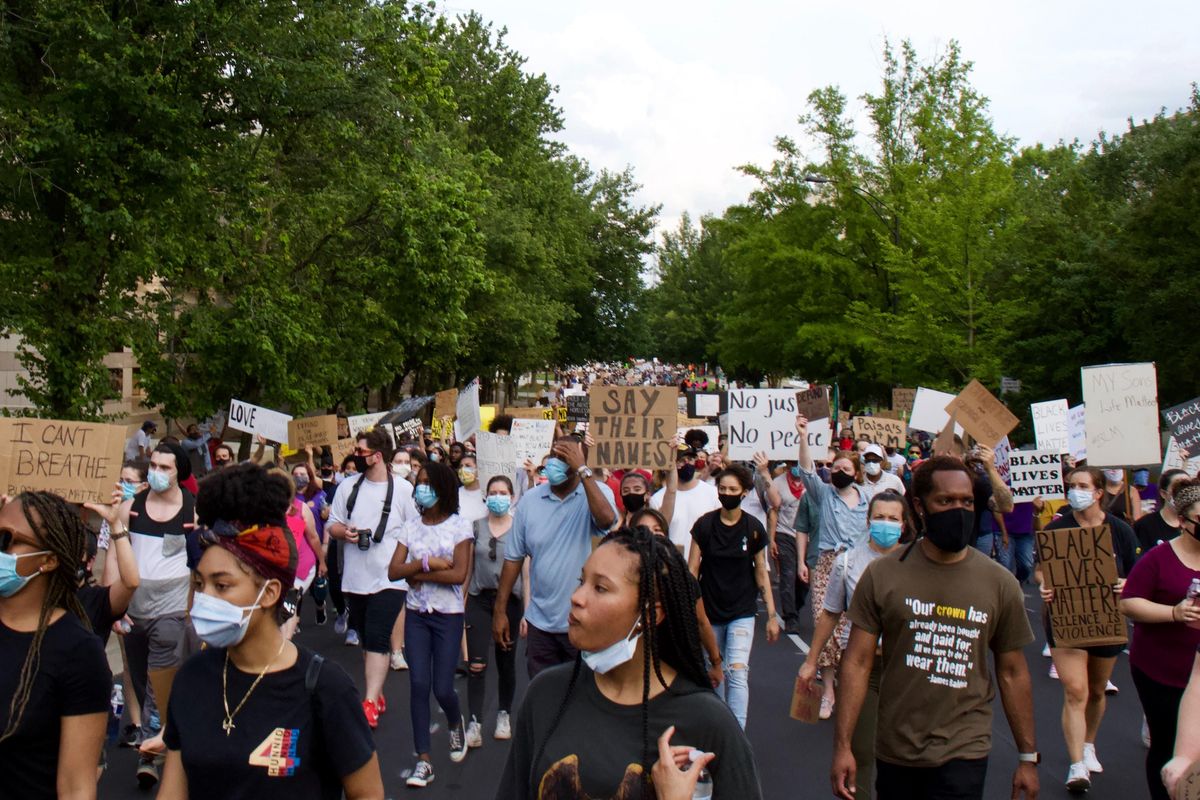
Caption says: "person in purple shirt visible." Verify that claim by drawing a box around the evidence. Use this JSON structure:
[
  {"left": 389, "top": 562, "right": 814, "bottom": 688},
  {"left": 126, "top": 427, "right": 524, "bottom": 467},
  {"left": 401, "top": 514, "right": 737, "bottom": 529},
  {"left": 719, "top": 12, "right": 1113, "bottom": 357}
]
[{"left": 1002, "top": 502, "right": 1036, "bottom": 584}]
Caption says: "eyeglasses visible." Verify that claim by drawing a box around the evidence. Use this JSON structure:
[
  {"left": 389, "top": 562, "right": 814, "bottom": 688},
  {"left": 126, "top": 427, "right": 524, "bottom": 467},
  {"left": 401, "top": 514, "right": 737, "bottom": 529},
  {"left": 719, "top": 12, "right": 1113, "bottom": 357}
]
[
  {"left": 488, "top": 537, "right": 498, "bottom": 561},
  {"left": 353, "top": 447, "right": 376, "bottom": 457}
]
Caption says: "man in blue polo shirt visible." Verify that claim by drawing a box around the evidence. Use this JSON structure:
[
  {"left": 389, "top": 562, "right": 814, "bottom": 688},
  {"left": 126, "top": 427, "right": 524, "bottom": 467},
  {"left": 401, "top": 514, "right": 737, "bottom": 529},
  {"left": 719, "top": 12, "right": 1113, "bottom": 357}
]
[{"left": 493, "top": 434, "right": 618, "bottom": 677}]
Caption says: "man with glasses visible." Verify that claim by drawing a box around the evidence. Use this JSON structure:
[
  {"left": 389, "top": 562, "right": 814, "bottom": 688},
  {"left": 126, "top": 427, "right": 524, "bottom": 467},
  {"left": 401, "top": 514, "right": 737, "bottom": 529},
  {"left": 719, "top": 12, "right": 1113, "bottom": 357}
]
[{"left": 327, "top": 427, "right": 414, "bottom": 726}]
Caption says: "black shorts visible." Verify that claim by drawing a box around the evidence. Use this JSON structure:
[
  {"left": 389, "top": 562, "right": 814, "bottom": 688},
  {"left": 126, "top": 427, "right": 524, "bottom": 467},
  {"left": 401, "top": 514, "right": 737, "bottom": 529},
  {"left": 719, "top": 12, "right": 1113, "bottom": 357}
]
[{"left": 346, "top": 589, "right": 406, "bottom": 654}]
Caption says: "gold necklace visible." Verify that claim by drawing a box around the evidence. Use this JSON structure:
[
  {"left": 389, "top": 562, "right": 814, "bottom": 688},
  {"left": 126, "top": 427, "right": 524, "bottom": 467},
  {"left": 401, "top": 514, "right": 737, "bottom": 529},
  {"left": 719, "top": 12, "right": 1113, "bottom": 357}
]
[{"left": 221, "top": 639, "right": 287, "bottom": 736}]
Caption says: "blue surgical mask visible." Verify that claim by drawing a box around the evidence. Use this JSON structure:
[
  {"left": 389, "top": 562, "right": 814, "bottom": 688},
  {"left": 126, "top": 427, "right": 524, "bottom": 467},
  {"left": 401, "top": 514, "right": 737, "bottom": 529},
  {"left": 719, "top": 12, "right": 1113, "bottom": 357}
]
[
  {"left": 189, "top": 584, "right": 266, "bottom": 648},
  {"left": 120, "top": 481, "right": 139, "bottom": 501},
  {"left": 414, "top": 484, "right": 439, "bottom": 510},
  {"left": 1067, "top": 488, "right": 1095, "bottom": 512},
  {"left": 868, "top": 520, "right": 902, "bottom": 548},
  {"left": 147, "top": 469, "right": 171, "bottom": 493},
  {"left": 581, "top": 618, "right": 642, "bottom": 675},
  {"left": 790, "top": 466, "right": 802, "bottom": 478},
  {"left": 0, "top": 550, "right": 50, "bottom": 598},
  {"left": 543, "top": 457, "right": 570, "bottom": 487},
  {"left": 486, "top": 495, "right": 511, "bottom": 516}
]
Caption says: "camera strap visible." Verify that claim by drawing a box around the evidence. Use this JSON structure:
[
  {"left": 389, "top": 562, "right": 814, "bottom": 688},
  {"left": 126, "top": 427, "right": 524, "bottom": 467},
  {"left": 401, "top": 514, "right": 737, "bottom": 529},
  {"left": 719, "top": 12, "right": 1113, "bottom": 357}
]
[{"left": 345, "top": 474, "right": 396, "bottom": 543}]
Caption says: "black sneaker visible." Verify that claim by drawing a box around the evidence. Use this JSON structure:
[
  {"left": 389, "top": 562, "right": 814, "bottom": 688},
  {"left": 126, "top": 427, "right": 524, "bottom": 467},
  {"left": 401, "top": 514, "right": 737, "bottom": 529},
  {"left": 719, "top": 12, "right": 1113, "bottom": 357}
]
[
  {"left": 449, "top": 720, "right": 469, "bottom": 763},
  {"left": 120, "top": 724, "right": 144, "bottom": 748},
  {"left": 136, "top": 755, "right": 160, "bottom": 790},
  {"left": 314, "top": 603, "right": 327, "bottom": 626},
  {"left": 406, "top": 759, "right": 435, "bottom": 787}
]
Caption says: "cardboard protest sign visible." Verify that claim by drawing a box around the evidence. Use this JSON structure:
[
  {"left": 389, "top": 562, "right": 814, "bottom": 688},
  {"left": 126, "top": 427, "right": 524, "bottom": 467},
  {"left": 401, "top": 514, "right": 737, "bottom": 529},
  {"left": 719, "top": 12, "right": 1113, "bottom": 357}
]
[
  {"left": 1177, "top": 761, "right": 1200, "bottom": 800},
  {"left": 1068, "top": 404, "right": 1087, "bottom": 461},
  {"left": 873, "top": 409, "right": 902, "bottom": 420},
  {"left": 0, "top": 419, "right": 126, "bottom": 504},
  {"left": 588, "top": 386, "right": 678, "bottom": 469},
  {"left": 434, "top": 389, "right": 458, "bottom": 421},
  {"left": 1008, "top": 450, "right": 1065, "bottom": 500},
  {"left": 945, "top": 380, "right": 1019, "bottom": 447},
  {"left": 1081, "top": 363, "right": 1159, "bottom": 466},
  {"left": 228, "top": 399, "right": 292, "bottom": 444},
  {"left": 566, "top": 395, "right": 590, "bottom": 425},
  {"left": 475, "top": 431, "right": 517, "bottom": 492},
  {"left": 852, "top": 416, "right": 906, "bottom": 449},
  {"left": 1035, "top": 525, "right": 1126, "bottom": 648},
  {"left": 727, "top": 389, "right": 801, "bottom": 461},
  {"left": 909, "top": 388, "right": 962, "bottom": 436},
  {"left": 287, "top": 415, "right": 340, "bottom": 450},
  {"left": 933, "top": 413, "right": 959, "bottom": 456},
  {"left": 795, "top": 386, "right": 831, "bottom": 423},
  {"left": 454, "top": 379, "right": 482, "bottom": 441},
  {"left": 328, "top": 437, "right": 356, "bottom": 467},
  {"left": 790, "top": 677, "right": 822, "bottom": 724},
  {"left": 1031, "top": 399, "right": 1070, "bottom": 453},
  {"left": 507, "top": 406, "right": 546, "bottom": 420},
  {"left": 510, "top": 419, "right": 556, "bottom": 468},
  {"left": 687, "top": 391, "right": 724, "bottom": 418},
  {"left": 891, "top": 387, "right": 916, "bottom": 415},
  {"left": 1163, "top": 397, "right": 1200, "bottom": 457},
  {"left": 347, "top": 412, "right": 388, "bottom": 439}
]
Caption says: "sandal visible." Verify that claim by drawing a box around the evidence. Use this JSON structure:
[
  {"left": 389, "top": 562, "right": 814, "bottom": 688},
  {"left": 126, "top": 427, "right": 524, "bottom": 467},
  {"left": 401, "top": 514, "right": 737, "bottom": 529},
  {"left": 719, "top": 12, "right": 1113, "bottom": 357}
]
[{"left": 819, "top": 697, "right": 835, "bottom": 720}]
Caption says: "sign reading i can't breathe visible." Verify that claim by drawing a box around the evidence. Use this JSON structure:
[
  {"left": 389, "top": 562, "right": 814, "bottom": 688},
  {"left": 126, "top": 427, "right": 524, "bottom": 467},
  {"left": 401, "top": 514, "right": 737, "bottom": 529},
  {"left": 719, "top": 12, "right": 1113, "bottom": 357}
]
[
  {"left": 588, "top": 386, "right": 678, "bottom": 469},
  {"left": 0, "top": 419, "right": 126, "bottom": 504},
  {"left": 1035, "top": 525, "right": 1126, "bottom": 648}
]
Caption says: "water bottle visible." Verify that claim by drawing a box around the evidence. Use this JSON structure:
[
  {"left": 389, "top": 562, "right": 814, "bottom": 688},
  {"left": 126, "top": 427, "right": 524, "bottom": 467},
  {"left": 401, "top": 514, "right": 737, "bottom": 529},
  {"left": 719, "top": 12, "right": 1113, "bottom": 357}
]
[
  {"left": 1186, "top": 578, "right": 1200, "bottom": 630},
  {"left": 107, "top": 685, "right": 124, "bottom": 744},
  {"left": 689, "top": 750, "right": 713, "bottom": 799}
]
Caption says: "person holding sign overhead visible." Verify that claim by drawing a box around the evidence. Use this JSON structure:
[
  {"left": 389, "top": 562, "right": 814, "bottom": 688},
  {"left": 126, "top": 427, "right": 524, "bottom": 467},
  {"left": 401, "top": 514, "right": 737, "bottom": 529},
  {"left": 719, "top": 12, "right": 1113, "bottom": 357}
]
[
  {"left": 1120, "top": 480, "right": 1200, "bottom": 800},
  {"left": 1036, "top": 466, "right": 1138, "bottom": 793}
]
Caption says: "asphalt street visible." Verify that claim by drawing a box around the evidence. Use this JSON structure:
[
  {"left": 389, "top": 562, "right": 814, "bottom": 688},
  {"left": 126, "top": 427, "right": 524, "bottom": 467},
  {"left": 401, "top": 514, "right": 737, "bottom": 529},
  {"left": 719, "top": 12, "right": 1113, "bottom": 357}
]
[{"left": 101, "top": 583, "right": 1154, "bottom": 799}]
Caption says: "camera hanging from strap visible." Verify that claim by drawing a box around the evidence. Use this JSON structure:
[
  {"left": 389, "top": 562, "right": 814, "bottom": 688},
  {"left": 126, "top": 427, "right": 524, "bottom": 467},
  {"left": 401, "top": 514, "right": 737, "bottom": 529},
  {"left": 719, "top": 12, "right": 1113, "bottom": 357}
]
[{"left": 344, "top": 473, "right": 395, "bottom": 543}]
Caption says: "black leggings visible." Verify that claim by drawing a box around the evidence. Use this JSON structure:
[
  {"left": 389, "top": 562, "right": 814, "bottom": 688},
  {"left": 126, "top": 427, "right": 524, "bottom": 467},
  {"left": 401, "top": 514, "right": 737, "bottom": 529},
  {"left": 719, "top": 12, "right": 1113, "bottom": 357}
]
[
  {"left": 1131, "top": 665, "right": 1185, "bottom": 800},
  {"left": 326, "top": 540, "right": 346, "bottom": 615},
  {"left": 465, "top": 590, "right": 522, "bottom": 720}
]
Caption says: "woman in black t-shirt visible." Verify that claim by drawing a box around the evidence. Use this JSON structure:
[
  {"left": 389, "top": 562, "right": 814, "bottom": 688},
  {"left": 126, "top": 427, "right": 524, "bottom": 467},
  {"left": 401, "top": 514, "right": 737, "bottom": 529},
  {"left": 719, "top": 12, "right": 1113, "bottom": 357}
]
[
  {"left": 1133, "top": 468, "right": 1188, "bottom": 558},
  {"left": 158, "top": 464, "right": 382, "bottom": 800},
  {"left": 0, "top": 491, "right": 111, "bottom": 800}
]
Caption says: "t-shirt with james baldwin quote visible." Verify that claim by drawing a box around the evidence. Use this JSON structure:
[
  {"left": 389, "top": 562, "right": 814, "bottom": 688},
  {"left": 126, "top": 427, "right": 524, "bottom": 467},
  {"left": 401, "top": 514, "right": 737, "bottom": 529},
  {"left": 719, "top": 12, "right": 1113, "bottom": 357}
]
[{"left": 848, "top": 543, "right": 1033, "bottom": 767}]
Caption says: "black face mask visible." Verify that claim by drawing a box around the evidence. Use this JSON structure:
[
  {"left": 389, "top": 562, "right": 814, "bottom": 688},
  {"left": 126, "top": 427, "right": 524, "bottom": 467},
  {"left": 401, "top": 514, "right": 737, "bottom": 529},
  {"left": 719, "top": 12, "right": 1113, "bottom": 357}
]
[
  {"left": 622, "top": 492, "right": 647, "bottom": 513},
  {"left": 718, "top": 493, "right": 742, "bottom": 511},
  {"left": 830, "top": 471, "right": 855, "bottom": 490},
  {"left": 677, "top": 464, "right": 697, "bottom": 483},
  {"left": 922, "top": 508, "right": 975, "bottom": 553},
  {"left": 350, "top": 455, "right": 369, "bottom": 474}
]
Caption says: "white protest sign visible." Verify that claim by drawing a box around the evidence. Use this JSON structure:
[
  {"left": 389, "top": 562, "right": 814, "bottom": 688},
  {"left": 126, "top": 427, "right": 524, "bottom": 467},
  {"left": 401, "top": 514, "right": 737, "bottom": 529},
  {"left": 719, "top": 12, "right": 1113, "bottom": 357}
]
[
  {"left": 1031, "top": 399, "right": 1070, "bottom": 453},
  {"left": 1068, "top": 404, "right": 1087, "bottom": 462},
  {"left": 680, "top": 426, "right": 720, "bottom": 453},
  {"left": 454, "top": 378, "right": 482, "bottom": 441},
  {"left": 1162, "top": 437, "right": 1200, "bottom": 475},
  {"left": 993, "top": 436, "right": 1013, "bottom": 486},
  {"left": 908, "top": 387, "right": 963, "bottom": 436},
  {"left": 727, "top": 389, "right": 800, "bottom": 460},
  {"left": 510, "top": 419, "right": 555, "bottom": 468},
  {"left": 1008, "top": 450, "right": 1065, "bottom": 500},
  {"left": 695, "top": 393, "right": 720, "bottom": 417},
  {"left": 347, "top": 412, "right": 388, "bottom": 438},
  {"left": 806, "top": 418, "right": 832, "bottom": 453},
  {"left": 227, "top": 399, "right": 292, "bottom": 444},
  {"left": 1081, "top": 363, "right": 1160, "bottom": 467},
  {"left": 476, "top": 430, "right": 517, "bottom": 491}
]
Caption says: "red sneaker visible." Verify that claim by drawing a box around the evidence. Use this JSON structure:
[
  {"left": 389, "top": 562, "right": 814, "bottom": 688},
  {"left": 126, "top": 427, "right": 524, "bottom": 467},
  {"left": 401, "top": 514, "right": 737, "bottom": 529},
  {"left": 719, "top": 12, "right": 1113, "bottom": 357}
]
[
  {"left": 376, "top": 694, "right": 387, "bottom": 714},
  {"left": 361, "top": 699, "right": 379, "bottom": 729}
]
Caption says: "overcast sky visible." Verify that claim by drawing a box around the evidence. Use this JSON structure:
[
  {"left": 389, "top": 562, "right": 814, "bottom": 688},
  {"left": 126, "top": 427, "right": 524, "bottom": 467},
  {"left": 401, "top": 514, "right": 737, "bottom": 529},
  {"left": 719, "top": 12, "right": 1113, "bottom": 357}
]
[{"left": 454, "top": 1, "right": 1199, "bottom": 243}]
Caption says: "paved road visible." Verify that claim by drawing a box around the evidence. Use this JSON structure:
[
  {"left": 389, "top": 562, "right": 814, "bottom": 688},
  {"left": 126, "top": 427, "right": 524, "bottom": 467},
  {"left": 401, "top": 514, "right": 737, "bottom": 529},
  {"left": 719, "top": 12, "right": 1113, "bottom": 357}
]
[{"left": 101, "top": 584, "right": 1153, "bottom": 798}]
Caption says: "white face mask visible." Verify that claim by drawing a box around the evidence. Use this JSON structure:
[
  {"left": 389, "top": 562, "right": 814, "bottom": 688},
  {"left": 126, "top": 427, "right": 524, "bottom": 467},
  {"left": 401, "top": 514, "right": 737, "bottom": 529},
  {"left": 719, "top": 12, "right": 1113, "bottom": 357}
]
[
  {"left": 863, "top": 461, "right": 882, "bottom": 477},
  {"left": 1067, "top": 488, "right": 1096, "bottom": 512},
  {"left": 581, "top": 617, "right": 642, "bottom": 675},
  {"left": 392, "top": 463, "right": 412, "bottom": 479},
  {"left": 190, "top": 583, "right": 267, "bottom": 648}
]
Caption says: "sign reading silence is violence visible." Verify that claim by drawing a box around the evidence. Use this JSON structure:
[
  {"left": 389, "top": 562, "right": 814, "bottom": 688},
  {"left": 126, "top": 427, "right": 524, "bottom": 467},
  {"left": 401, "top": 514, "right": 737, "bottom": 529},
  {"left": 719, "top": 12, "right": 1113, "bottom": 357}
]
[{"left": 1036, "top": 525, "right": 1126, "bottom": 649}]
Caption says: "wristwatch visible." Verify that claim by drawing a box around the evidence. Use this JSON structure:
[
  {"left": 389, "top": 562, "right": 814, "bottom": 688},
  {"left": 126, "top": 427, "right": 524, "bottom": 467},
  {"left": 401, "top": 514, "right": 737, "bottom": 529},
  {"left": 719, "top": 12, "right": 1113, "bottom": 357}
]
[
  {"left": 110, "top": 528, "right": 129, "bottom": 541},
  {"left": 1017, "top": 752, "right": 1041, "bottom": 764},
  {"left": 577, "top": 466, "right": 594, "bottom": 481}
]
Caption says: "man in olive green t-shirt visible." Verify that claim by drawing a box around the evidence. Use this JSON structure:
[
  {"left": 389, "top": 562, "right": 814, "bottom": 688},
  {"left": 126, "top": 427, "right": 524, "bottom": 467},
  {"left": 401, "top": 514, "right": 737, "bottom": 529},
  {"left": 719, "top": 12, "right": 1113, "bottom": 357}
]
[{"left": 831, "top": 453, "right": 1040, "bottom": 800}]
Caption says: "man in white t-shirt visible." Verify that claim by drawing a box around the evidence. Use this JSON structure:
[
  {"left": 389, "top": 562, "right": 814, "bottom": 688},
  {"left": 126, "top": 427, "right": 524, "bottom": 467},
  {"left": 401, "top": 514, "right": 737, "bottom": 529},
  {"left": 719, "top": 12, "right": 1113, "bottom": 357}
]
[
  {"left": 861, "top": 443, "right": 906, "bottom": 496},
  {"left": 124, "top": 420, "right": 157, "bottom": 462},
  {"left": 651, "top": 446, "right": 719, "bottom": 558}
]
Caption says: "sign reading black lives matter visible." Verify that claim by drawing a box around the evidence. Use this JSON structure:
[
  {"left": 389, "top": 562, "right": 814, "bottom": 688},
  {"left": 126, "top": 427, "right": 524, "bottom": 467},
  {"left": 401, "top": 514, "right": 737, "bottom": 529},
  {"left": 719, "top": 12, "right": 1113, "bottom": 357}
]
[
  {"left": 1035, "top": 525, "right": 1126, "bottom": 648},
  {"left": 1163, "top": 396, "right": 1200, "bottom": 456},
  {"left": 1008, "top": 449, "right": 1065, "bottom": 501}
]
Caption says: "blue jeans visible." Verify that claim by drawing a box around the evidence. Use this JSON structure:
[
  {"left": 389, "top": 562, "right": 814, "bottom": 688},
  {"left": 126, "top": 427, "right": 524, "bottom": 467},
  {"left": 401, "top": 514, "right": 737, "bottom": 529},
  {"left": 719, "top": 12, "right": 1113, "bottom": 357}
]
[
  {"left": 974, "top": 533, "right": 1012, "bottom": 573},
  {"left": 1009, "top": 533, "right": 1035, "bottom": 584},
  {"left": 405, "top": 610, "right": 464, "bottom": 754},
  {"left": 709, "top": 616, "right": 755, "bottom": 729}
]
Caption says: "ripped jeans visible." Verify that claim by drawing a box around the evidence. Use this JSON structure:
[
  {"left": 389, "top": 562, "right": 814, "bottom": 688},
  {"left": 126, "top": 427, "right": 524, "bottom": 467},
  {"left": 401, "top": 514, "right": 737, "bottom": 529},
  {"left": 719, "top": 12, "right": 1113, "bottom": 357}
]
[{"left": 708, "top": 616, "right": 756, "bottom": 729}]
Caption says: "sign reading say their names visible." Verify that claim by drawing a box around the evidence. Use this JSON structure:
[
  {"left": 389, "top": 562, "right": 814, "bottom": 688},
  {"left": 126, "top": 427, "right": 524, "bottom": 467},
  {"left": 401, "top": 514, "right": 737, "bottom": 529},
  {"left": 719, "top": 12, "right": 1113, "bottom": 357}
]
[
  {"left": 945, "top": 379, "right": 1019, "bottom": 447},
  {"left": 727, "top": 389, "right": 800, "bottom": 461},
  {"left": 287, "top": 415, "right": 340, "bottom": 450},
  {"left": 1081, "top": 363, "right": 1159, "bottom": 467},
  {"left": 1031, "top": 399, "right": 1070, "bottom": 453},
  {"left": 1008, "top": 450, "right": 1065, "bottom": 500},
  {"left": 852, "top": 416, "right": 906, "bottom": 448},
  {"left": 228, "top": 399, "right": 292, "bottom": 444},
  {"left": 588, "top": 386, "right": 678, "bottom": 469},
  {"left": 1035, "top": 525, "right": 1126, "bottom": 648},
  {"left": 0, "top": 419, "right": 126, "bottom": 504}
]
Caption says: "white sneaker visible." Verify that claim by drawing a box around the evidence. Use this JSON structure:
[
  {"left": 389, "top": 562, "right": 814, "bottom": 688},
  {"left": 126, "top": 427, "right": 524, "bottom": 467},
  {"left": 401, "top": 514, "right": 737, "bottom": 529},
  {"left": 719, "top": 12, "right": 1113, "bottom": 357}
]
[
  {"left": 344, "top": 629, "right": 360, "bottom": 647},
  {"left": 389, "top": 650, "right": 408, "bottom": 671},
  {"left": 1082, "top": 743, "right": 1103, "bottom": 773},
  {"left": 494, "top": 710, "right": 512, "bottom": 740},
  {"left": 465, "top": 719, "right": 483, "bottom": 748},
  {"left": 449, "top": 721, "right": 469, "bottom": 763},
  {"left": 333, "top": 611, "right": 348, "bottom": 635},
  {"left": 1066, "top": 762, "right": 1090, "bottom": 792},
  {"left": 1049, "top": 663, "right": 1059, "bottom": 680},
  {"left": 1042, "top": 643, "right": 1051, "bottom": 657},
  {"left": 406, "top": 760, "right": 435, "bottom": 788},
  {"left": 1104, "top": 679, "right": 1118, "bottom": 695}
]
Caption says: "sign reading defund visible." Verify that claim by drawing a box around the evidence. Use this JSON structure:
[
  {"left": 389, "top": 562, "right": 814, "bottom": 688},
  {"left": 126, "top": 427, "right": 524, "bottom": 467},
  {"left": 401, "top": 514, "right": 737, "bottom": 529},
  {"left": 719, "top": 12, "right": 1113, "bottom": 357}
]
[
  {"left": 1035, "top": 525, "right": 1126, "bottom": 649},
  {"left": 588, "top": 386, "right": 678, "bottom": 469}
]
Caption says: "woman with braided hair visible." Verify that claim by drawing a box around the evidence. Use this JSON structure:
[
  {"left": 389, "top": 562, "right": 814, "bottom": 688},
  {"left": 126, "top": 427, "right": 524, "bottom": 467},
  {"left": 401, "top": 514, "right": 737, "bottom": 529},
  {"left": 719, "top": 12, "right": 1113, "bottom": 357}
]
[
  {"left": 496, "top": 526, "right": 761, "bottom": 800},
  {"left": 0, "top": 492, "right": 112, "bottom": 800}
]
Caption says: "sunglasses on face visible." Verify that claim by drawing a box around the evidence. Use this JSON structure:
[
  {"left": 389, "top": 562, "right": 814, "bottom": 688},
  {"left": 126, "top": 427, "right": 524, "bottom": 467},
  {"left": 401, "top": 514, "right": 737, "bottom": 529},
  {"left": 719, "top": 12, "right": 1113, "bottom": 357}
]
[{"left": 354, "top": 448, "right": 376, "bottom": 457}]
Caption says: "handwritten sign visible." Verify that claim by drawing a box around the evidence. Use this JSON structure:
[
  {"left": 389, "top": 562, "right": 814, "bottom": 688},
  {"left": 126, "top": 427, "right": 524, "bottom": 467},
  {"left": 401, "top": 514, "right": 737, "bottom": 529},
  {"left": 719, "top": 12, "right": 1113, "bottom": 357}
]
[
  {"left": 945, "top": 379, "right": 1019, "bottom": 447},
  {"left": 806, "top": 418, "right": 832, "bottom": 453},
  {"left": 1008, "top": 450, "right": 1065, "bottom": 500},
  {"left": 687, "top": 391, "right": 724, "bottom": 418},
  {"left": 510, "top": 419, "right": 556, "bottom": 468},
  {"left": 455, "top": 379, "right": 482, "bottom": 441},
  {"left": 891, "top": 387, "right": 916, "bottom": 415},
  {"left": 727, "top": 389, "right": 801, "bottom": 460},
  {"left": 228, "top": 399, "right": 292, "bottom": 444},
  {"left": 347, "top": 412, "right": 388, "bottom": 439},
  {"left": 589, "top": 386, "right": 678, "bottom": 469},
  {"left": 0, "top": 419, "right": 126, "bottom": 504},
  {"left": 1068, "top": 404, "right": 1087, "bottom": 462},
  {"left": 434, "top": 389, "right": 458, "bottom": 421},
  {"left": 795, "top": 386, "right": 831, "bottom": 423},
  {"left": 1031, "top": 399, "right": 1070, "bottom": 453},
  {"left": 287, "top": 415, "right": 340, "bottom": 450},
  {"left": 852, "top": 416, "right": 906, "bottom": 448},
  {"left": 393, "top": 417, "right": 423, "bottom": 443},
  {"left": 566, "top": 395, "right": 590, "bottom": 425},
  {"left": 909, "top": 387, "right": 962, "bottom": 436},
  {"left": 475, "top": 430, "right": 517, "bottom": 493},
  {"left": 1035, "top": 525, "right": 1126, "bottom": 648},
  {"left": 1081, "top": 363, "right": 1159, "bottom": 467},
  {"left": 328, "top": 437, "right": 356, "bottom": 467},
  {"left": 1163, "top": 397, "right": 1200, "bottom": 458}
]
